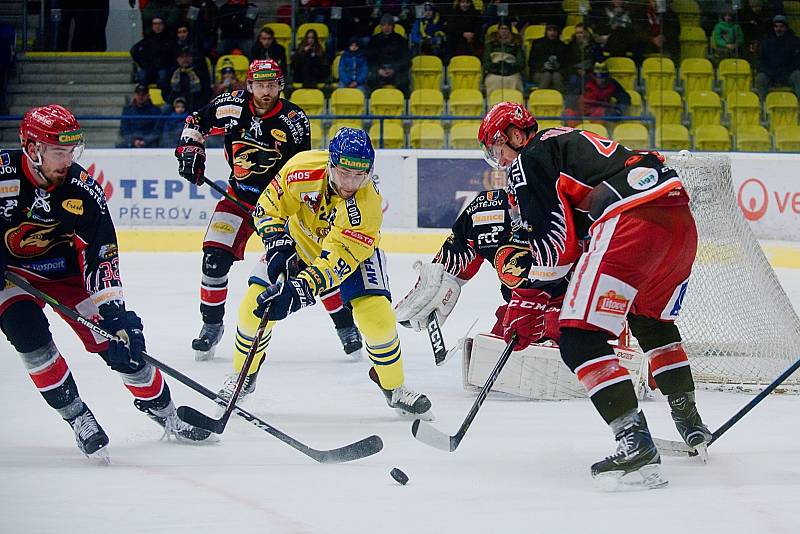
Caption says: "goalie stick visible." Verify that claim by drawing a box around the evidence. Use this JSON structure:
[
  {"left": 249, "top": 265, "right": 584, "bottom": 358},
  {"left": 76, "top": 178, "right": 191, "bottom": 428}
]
[{"left": 6, "top": 272, "right": 383, "bottom": 463}]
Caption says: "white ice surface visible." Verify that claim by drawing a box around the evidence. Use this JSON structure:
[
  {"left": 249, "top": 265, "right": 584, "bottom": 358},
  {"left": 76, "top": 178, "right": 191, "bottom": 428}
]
[{"left": 1, "top": 251, "right": 798, "bottom": 534}]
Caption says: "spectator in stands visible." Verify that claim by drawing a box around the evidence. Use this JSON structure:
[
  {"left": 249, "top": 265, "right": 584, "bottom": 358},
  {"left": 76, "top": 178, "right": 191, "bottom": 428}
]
[
  {"left": 755, "top": 15, "right": 800, "bottom": 99},
  {"left": 130, "top": 17, "right": 176, "bottom": 88},
  {"left": 482, "top": 21, "right": 526, "bottom": 94},
  {"left": 446, "top": 0, "right": 483, "bottom": 60},
  {"left": 291, "top": 28, "right": 331, "bottom": 88},
  {"left": 712, "top": 7, "right": 745, "bottom": 62},
  {"left": 218, "top": 0, "right": 258, "bottom": 55},
  {"left": 337, "top": 0, "right": 374, "bottom": 50},
  {"left": 410, "top": 2, "right": 447, "bottom": 56},
  {"left": 251, "top": 28, "right": 288, "bottom": 72},
  {"left": 566, "top": 23, "right": 603, "bottom": 107},
  {"left": 637, "top": 0, "right": 681, "bottom": 61},
  {"left": 593, "top": 0, "right": 636, "bottom": 59},
  {"left": 175, "top": 23, "right": 210, "bottom": 79},
  {"left": 56, "top": 0, "right": 109, "bottom": 51},
  {"left": 566, "top": 62, "right": 631, "bottom": 120},
  {"left": 159, "top": 97, "right": 189, "bottom": 148},
  {"left": 339, "top": 36, "right": 369, "bottom": 93},
  {"left": 366, "top": 13, "right": 412, "bottom": 94},
  {"left": 164, "top": 49, "right": 210, "bottom": 113},
  {"left": 529, "top": 23, "right": 571, "bottom": 92},
  {"left": 185, "top": 0, "right": 219, "bottom": 56},
  {"left": 740, "top": 0, "right": 776, "bottom": 62},
  {"left": 213, "top": 65, "right": 246, "bottom": 96},
  {"left": 119, "top": 84, "right": 162, "bottom": 148},
  {"left": 142, "top": 0, "right": 182, "bottom": 35}
]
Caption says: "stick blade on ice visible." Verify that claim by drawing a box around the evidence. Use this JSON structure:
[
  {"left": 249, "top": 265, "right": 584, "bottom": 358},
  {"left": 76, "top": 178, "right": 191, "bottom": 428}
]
[
  {"left": 177, "top": 405, "right": 226, "bottom": 434},
  {"left": 411, "top": 419, "right": 456, "bottom": 452}
]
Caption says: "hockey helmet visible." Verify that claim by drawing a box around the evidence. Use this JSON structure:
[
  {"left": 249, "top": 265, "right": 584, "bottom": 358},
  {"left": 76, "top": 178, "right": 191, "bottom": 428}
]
[
  {"left": 478, "top": 102, "right": 537, "bottom": 169},
  {"left": 19, "top": 104, "right": 84, "bottom": 166},
  {"left": 328, "top": 128, "right": 375, "bottom": 199},
  {"left": 247, "top": 59, "right": 284, "bottom": 90}
]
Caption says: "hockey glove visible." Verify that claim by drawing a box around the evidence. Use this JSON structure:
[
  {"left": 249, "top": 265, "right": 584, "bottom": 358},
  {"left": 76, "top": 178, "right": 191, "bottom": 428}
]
[
  {"left": 254, "top": 277, "right": 316, "bottom": 321},
  {"left": 99, "top": 307, "right": 147, "bottom": 373},
  {"left": 503, "top": 288, "right": 554, "bottom": 351},
  {"left": 175, "top": 142, "right": 206, "bottom": 185},
  {"left": 259, "top": 232, "right": 299, "bottom": 285},
  {"left": 395, "top": 261, "right": 462, "bottom": 331}
]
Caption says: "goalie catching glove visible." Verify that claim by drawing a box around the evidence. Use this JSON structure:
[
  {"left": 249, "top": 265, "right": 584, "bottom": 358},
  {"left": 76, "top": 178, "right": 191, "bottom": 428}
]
[
  {"left": 395, "top": 261, "right": 463, "bottom": 331},
  {"left": 503, "top": 288, "right": 563, "bottom": 351}
]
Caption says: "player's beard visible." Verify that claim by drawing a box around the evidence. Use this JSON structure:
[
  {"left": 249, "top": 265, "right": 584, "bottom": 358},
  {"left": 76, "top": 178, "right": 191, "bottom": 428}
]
[{"left": 253, "top": 92, "right": 277, "bottom": 114}]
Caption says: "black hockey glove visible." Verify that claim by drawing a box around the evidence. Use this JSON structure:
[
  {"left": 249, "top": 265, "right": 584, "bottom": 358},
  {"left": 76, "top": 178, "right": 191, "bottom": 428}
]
[
  {"left": 99, "top": 306, "right": 147, "bottom": 373},
  {"left": 175, "top": 141, "right": 206, "bottom": 185},
  {"left": 254, "top": 278, "right": 316, "bottom": 321},
  {"left": 262, "top": 232, "right": 299, "bottom": 285}
]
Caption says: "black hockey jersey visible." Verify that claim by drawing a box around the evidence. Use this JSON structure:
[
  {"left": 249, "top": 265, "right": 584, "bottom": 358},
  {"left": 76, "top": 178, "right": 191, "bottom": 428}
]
[
  {"left": 509, "top": 126, "right": 687, "bottom": 276},
  {"left": 1, "top": 149, "right": 124, "bottom": 306},
  {"left": 183, "top": 90, "right": 311, "bottom": 206}
]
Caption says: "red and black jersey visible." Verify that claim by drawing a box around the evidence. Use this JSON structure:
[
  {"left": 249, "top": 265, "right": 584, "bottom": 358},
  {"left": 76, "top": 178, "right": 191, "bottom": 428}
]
[
  {"left": 183, "top": 90, "right": 311, "bottom": 206},
  {"left": 1, "top": 149, "right": 124, "bottom": 306},
  {"left": 509, "top": 126, "right": 688, "bottom": 281}
]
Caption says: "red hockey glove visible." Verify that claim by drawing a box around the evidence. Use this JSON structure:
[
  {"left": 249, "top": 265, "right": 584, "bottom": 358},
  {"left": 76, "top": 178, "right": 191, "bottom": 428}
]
[
  {"left": 175, "top": 142, "right": 206, "bottom": 185},
  {"left": 503, "top": 288, "right": 552, "bottom": 351},
  {"left": 543, "top": 295, "right": 563, "bottom": 344}
]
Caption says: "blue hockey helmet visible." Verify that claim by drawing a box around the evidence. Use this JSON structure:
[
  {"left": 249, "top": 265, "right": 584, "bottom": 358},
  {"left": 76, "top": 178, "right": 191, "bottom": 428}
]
[{"left": 328, "top": 127, "right": 375, "bottom": 199}]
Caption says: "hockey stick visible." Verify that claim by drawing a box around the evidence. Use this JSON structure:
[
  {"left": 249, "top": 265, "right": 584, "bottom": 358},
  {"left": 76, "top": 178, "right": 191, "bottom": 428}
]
[
  {"left": 202, "top": 176, "right": 255, "bottom": 220},
  {"left": 5, "top": 272, "right": 383, "bottom": 463},
  {"left": 412, "top": 333, "right": 518, "bottom": 452},
  {"left": 426, "top": 311, "right": 449, "bottom": 366}
]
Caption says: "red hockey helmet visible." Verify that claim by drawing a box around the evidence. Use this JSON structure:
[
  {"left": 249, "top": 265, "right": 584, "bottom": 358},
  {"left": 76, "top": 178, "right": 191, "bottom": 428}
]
[
  {"left": 247, "top": 58, "right": 284, "bottom": 89},
  {"left": 478, "top": 102, "right": 537, "bottom": 169},
  {"left": 19, "top": 104, "right": 84, "bottom": 164}
]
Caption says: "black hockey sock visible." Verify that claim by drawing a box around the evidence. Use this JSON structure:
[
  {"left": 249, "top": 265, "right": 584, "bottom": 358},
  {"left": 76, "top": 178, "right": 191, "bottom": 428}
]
[
  {"left": 653, "top": 366, "right": 695, "bottom": 396},
  {"left": 590, "top": 381, "right": 640, "bottom": 425},
  {"left": 328, "top": 306, "right": 356, "bottom": 330}
]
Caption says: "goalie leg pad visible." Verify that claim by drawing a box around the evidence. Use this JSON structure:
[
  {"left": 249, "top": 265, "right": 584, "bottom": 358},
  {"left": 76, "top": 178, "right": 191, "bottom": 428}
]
[{"left": 394, "top": 261, "right": 462, "bottom": 331}]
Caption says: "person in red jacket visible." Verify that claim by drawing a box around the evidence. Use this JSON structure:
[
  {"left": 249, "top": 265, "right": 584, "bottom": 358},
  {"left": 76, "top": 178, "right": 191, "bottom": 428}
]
[{"left": 566, "top": 62, "right": 631, "bottom": 121}]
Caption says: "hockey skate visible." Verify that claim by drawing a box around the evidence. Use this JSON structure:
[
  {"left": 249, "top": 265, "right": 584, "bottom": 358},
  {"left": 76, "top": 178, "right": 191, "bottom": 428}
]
[
  {"left": 668, "top": 391, "right": 712, "bottom": 462},
  {"left": 217, "top": 369, "right": 259, "bottom": 405},
  {"left": 67, "top": 405, "right": 110, "bottom": 463},
  {"left": 336, "top": 325, "right": 363, "bottom": 361},
  {"left": 135, "top": 399, "right": 214, "bottom": 442},
  {"left": 192, "top": 322, "right": 224, "bottom": 361},
  {"left": 591, "top": 411, "right": 668, "bottom": 491},
  {"left": 369, "top": 367, "right": 434, "bottom": 421}
]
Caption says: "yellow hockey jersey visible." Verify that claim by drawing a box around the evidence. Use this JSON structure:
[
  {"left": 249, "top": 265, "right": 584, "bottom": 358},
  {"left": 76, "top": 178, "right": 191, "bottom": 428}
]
[{"left": 253, "top": 150, "right": 383, "bottom": 296}]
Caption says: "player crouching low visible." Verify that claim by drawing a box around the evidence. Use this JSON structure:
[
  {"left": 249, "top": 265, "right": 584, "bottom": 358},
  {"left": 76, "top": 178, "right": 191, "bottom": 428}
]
[{"left": 219, "top": 128, "right": 433, "bottom": 420}]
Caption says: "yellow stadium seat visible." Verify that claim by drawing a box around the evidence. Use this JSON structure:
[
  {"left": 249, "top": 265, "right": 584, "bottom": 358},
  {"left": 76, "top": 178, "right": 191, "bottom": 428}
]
[
  {"left": 577, "top": 122, "right": 609, "bottom": 138},
  {"left": 694, "top": 124, "right": 730, "bottom": 151},
  {"left": 680, "top": 58, "right": 714, "bottom": 94},
  {"left": 562, "top": 0, "right": 589, "bottom": 26},
  {"left": 524, "top": 25, "right": 546, "bottom": 53},
  {"left": 411, "top": 55, "right": 443, "bottom": 90},
  {"left": 687, "top": 90, "right": 722, "bottom": 127},
  {"left": 488, "top": 88, "right": 524, "bottom": 107},
  {"left": 735, "top": 125, "right": 771, "bottom": 152},
  {"left": 290, "top": 88, "right": 325, "bottom": 116},
  {"left": 216, "top": 54, "right": 250, "bottom": 81},
  {"left": 726, "top": 91, "right": 761, "bottom": 130},
  {"left": 309, "top": 119, "right": 324, "bottom": 148},
  {"left": 372, "top": 23, "right": 406, "bottom": 37},
  {"left": 561, "top": 25, "right": 576, "bottom": 43},
  {"left": 613, "top": 123, "right": 650, "bottom": 149},
  {"left": 765, "top": 91, "right": 798, "bottom": 131},
  {"left": 642, "top": 57, "right": 676, "bottom": 95},
  {"left": 447, "top": 55, "right": 482, "bottom": 91},
  {"left": 529, "top": 89, "right": 564, "bottom": 118},
  {"left": 330, "top": 87, "right": 365, "bottom": 116},
  {"left": 648, "top": 90, "right": 683, "bottom": 125},
  {"left": 605, "top": 57, "right": 637, "bottom": 92},
  {"left": 262, "top": 22, "right": 292, "bottom": 51},
  {"left": 148, "top": 86, "right": 164, "bottom": 107},
  {"left": 449, "top": 89, "right": 484, "bottom": 116},
  {"left": 627, "top": 90, "right": 643, "bottom": 116},
  {"left": 673, "top": 0, "right": 701, "bottom": 27},
  {"left": 369, "top": 87, "right": 405, "bottom": 118},
  {"left": 449, "top": 121, "right": 481, "bottom": 149},
  {"left": 679, "top": 26, "right": 707, "bottom": 60},
  {"left": 409, "top": 89, "right": 444, "bottom": 124},
  {"left": 785, "top": 1, "right": 800, "bottom": 31},
  {"left": 331, "top": 53, "right": 341, "bottom": 82},
  {"left": 296, "top": 22, "right": 329, "bottom": 50},
  {"left": 718, "top": 59, "right": 752, "bottom": 97},
  {"left": 774, "top": 125, "right": 800, "bottom": 151},
  {"left": 369, "top": 121, "right": 405, "bottom": 149},
  {"left": 657, "top": 124, "right": 690, "bottom": 150},
  {"left": 537, "top": 120, "right": 564, "bottom": 129},
  {"left": 328, "top": 119, "right": 362, "bottom": 139},
  {"left": 410, "top": 122, "right": 445, "bottom": 149}
]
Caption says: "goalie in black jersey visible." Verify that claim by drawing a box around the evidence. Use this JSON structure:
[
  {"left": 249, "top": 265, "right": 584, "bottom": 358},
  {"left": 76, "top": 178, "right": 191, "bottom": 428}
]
[{"left": 175, "top": 59, "right": 363, "bottom": 362}]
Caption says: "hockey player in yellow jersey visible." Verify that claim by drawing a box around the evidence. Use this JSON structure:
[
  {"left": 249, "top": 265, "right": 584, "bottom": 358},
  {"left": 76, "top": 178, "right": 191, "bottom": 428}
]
[{"left": 217, "top": 128, "right": 433, "bottom": 419}]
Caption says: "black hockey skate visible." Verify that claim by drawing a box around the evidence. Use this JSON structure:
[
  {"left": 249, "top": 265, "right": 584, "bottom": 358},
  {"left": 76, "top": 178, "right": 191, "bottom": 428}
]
[
  {"left": 369, "top": 367, "right": 434, "bottom": 421},
  {"left": 668, "top": 391, "right": 712, "bottom": 460},
  {"left": 217, "top": 369, "right": 259, "bottom": 404},
  {"left": 135, "top": 398, "right": 213, "bottom": 442},
  {"left": 67, "top": 405, "right": 110, "bottom": 462},
  {"left": 192, "top": 322, "right": 224, "bottom": 361},
  {"left": 336, "top": 325, "right": 363, "bottom": 360},
  {"left": 591, "top": 411, "right": 667, "bottom": 491}
]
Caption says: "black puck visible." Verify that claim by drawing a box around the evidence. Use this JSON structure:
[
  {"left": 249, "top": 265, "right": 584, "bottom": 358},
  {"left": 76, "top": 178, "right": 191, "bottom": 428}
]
[{"left": 390, "top": 467, "right": 409, "bottom": 485}]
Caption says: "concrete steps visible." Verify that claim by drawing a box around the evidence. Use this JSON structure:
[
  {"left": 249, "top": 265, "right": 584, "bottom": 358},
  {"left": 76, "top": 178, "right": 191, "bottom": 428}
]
[{"left": 18, "top": 71, "right": 133, "bottom": 84}]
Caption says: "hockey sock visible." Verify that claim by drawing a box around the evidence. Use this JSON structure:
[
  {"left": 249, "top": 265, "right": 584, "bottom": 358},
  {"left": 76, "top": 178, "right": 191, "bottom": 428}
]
[
  {"left": 320, "top": 288, "right": 357, "bottom": 328},
  {"left": 200, "top": 274, "right": 228, "bottom": 324},
  {"left": 352, "top": 295, "right": 403, "bottom": 390},
  {"left": 646, "top": 342, "right": 695, "bottom": 395},
  {"left": 119, "top": 363, "right": 166, "bottom": 403},
  {"left": 233, "top": 283, "right": 273, "bottom": 375},
  {"left": 20, "top": 341, "right": 85, "bottom": 420}
]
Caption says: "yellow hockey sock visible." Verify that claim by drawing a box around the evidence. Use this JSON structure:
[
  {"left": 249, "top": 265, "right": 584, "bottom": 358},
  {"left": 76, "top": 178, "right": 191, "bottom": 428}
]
[
  {"left": 233, "top": 283, "right": 275, "bottom": 375},
  {"left": 352, "top": 295, "right": 404, "bottom": 390}
]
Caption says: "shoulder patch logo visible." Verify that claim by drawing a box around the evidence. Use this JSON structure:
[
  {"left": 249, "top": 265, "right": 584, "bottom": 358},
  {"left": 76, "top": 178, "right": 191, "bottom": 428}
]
[
  {"left": 62, "top": 199, "right": 83, "bottom": 215},
  {"left": 342, "top": 229, "right": 375, "bottom": 247},
  {"left": 627, "top": 167, "right": 659, "bottom": 191},
  {"left": 271, "top": 128, "right": 287, "bottom": 143}
]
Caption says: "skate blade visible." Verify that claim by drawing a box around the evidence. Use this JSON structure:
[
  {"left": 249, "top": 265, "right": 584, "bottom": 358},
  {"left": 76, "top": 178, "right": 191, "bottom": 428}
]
[
  {"left": 194, "top": 346, "right": 216, "bottom": 362},
  {"left": 593, "top": 464, "right": 668, "bottom": 492},
  {"left": 345, "top": 349, "right": 363, "bottom": 362},
  {"left": 394, "top": 407, "right": 435, "bottom": 422},
  {"left": 694, "top": 443, "right": 709, "bottom": 464},
  {"left": 86, "top": 447, "right": 111, "bottom": 465}
]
